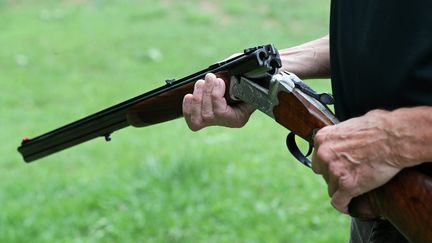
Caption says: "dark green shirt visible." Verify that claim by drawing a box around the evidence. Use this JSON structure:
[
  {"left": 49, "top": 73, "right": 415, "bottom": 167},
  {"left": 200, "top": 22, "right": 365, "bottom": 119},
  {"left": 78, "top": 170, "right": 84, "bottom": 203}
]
[{"left": 330, "top": 0, "right": 432, "bottom": 121}]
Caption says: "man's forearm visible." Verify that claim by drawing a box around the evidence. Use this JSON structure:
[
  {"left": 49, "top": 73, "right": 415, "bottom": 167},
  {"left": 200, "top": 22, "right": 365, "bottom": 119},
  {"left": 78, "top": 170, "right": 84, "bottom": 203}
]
[{"left": 280, "top": 35, "right": 330, "bottom": 79}]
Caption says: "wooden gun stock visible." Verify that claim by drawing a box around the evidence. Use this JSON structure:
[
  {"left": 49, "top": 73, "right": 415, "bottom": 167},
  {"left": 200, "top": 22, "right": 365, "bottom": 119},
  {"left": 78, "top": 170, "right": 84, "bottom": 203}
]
[
  {"left": 127, "top": 81, "right": 195, "bottom": 127},
  {"left": 365, "top": 166, "right": 432, "bottom": 243},
  {"left": 272, "top": 89, "right": 432, "bottom": 243}
]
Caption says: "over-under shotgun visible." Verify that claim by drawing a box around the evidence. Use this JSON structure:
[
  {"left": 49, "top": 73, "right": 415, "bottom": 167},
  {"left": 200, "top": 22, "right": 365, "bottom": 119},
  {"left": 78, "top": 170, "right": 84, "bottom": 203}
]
[
  {"left": 18, "top": 45, "right": 281, "bottom": 162},
  {"left": 18, "top": 45, "right": 432, "bottom": 242}
]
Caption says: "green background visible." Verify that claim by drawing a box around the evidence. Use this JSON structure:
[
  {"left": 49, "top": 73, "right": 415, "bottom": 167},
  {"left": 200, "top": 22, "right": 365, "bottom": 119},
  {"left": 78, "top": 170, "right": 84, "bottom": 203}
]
[{"left": 0, "top": 0, "right": 350, "bottom": 242}]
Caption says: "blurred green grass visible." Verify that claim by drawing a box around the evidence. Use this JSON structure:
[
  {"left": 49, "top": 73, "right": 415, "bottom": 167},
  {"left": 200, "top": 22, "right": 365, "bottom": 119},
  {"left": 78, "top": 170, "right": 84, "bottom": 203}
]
[{"left": 0, "top": 0, "right": 350, "bottom": 242}]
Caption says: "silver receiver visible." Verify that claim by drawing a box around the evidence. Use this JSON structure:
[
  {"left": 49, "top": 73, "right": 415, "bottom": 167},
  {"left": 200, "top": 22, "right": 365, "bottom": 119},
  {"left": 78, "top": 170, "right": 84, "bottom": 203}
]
[{"left": 229, "top": 72, "right": 337, "bottom": 124}]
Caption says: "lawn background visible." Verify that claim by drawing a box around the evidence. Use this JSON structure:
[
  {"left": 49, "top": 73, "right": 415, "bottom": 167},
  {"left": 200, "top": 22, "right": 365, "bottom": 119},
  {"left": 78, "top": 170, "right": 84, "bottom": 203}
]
[{"left": 0, "top": 0, "right": 350, "bottom": 242}]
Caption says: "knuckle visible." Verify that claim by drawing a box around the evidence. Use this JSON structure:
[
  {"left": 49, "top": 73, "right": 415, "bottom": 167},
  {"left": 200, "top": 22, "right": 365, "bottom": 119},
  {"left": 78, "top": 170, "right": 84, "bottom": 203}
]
[
  {"left": 203, "top": 83, "right": 213, "bottom": 94},
  {"left": 210, "top": 91, "right": 221, "bottom": 100},
  {"left": 192, "top": 95, "right": 202, "bottom": 104},
  {"left": 368, "top": 109, "right": 385, "bottom": 115},
  {"left": 328, "top": 163, "right": 344, "bottom": 182},
  {"left": 213, "top": 108, "right": 226, "bottom": 117},
  {"left": 316, "top": 146, "right": 333, "bottom": 163},
  {"left": 215, "top": 78, "right": 226, "bottom": 92},
  {"left": 314, "top": 129, "right": 327, "bottom": 145},
  {"left": 338, "top": 176, "right": 355, "bottom": 192},
  {"left": 201, "top": 112, "right": 215, "bottom": 122},
  {"left": 366, "top": 109, "right": 389, "bottom": 120},
  {"left": 190, "top": 117, "right": 203, "bottom": 127},
  {"left": 328, "top": 163, "right": 339, "bottom": 176}
]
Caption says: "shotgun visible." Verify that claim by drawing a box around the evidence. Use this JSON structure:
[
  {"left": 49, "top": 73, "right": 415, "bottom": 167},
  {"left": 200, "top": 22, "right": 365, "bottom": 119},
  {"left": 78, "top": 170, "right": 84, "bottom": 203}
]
[
  {"left": 18, "top": 45, "right": 281, "bottom": 162},
  {"left": 17, "top": 44, "right": 432, "bottom": 242}
]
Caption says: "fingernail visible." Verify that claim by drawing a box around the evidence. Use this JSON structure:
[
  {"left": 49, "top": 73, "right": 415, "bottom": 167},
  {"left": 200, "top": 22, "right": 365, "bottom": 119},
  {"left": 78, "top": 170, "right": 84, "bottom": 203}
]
[
  {"left": 205, "top": 72, "right": 215, "bottom": 79},
  {"left": 195, "top": 79, "right": 205, "bottom": 87}
]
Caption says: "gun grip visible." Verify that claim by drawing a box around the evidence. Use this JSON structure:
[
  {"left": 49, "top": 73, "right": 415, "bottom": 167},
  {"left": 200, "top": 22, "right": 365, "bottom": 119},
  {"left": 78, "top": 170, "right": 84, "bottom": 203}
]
[{"left": 348, "top": 165, "right": 432, "bottom": 243}]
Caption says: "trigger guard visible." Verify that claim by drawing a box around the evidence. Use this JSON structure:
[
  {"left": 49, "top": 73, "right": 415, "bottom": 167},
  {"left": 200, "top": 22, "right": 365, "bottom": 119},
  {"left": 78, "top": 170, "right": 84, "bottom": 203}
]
[{"left": 286, "top": 132, "right": 313, "bottom": 168}]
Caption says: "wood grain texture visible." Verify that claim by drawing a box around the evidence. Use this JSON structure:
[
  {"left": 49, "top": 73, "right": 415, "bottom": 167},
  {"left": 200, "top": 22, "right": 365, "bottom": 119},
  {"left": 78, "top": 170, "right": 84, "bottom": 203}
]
[
  {"left": 368, "top": 166, "right": 432, "bottom": 243},
  {"left": 272, "top": 90, "right": 334, "bottom": 142},
  {"left": 126, "top": 72, "right": 232, "bottom": 127},
  {"left": 127, "top": 82, "right": 195, "bottom": 127}
]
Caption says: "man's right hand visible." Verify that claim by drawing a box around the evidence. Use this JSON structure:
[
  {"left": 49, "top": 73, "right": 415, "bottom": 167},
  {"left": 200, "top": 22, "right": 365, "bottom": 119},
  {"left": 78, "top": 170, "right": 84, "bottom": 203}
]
[{"left": 182, "top": 73, "right": 255, "bottom": 131}]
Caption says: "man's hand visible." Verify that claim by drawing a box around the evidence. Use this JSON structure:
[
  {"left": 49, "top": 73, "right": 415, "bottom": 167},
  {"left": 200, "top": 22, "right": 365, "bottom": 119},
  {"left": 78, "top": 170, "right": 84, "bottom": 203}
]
[
  {"left": 311, "top": 110, "right": 405, "bottom": 214},
  {"left": 182, "top": 73, "right": 255, "bottom": 131}
]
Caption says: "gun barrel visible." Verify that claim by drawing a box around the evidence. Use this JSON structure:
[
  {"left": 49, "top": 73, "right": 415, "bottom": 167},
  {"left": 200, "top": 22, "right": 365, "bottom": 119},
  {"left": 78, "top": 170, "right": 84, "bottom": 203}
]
[
  {"left": 17, "top": 81, "right": 180, "bottom": 162},
  {"left": 18, "top": 110, "right": 129, "bottom": 162},
  {"left": 18, "top": 44, "right": 282, "bottom": 162},
  {"left": 17, "top": 71, "right": 202, "bottom": 162}
]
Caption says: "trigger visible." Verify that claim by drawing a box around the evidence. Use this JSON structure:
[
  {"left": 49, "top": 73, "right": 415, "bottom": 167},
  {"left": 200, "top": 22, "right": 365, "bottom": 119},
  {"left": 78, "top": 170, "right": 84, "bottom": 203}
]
[{"left": 286, "top": 132, "right": 313, "bottom": 168}]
